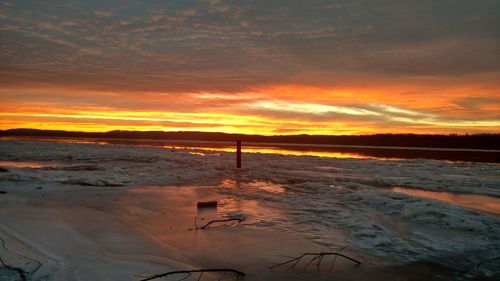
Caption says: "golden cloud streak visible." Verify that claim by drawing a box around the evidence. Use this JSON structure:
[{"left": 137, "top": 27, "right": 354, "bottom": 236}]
[
  {"left": 0, "top": 111, "right": 367, "bottom": 135},
  {"left": 1, "top": 82, "right": 499, "bottom": 135}
]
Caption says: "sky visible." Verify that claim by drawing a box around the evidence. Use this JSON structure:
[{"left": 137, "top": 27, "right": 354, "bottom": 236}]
[{"left": 1, "top": 0, "right": 499, "bottom": 135}]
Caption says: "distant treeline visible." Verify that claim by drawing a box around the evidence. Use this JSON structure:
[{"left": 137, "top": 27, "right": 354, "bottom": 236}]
[{"left": 1, "top": 128, "right": 499, "bottom": 150}]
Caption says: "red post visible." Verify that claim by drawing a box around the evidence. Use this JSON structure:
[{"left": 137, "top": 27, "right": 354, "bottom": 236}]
[{"left": 236, "top": 140, "right": 241, "bottom": 168}]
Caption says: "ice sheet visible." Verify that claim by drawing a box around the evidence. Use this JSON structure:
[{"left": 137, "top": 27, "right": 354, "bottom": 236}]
[{"left": 1, "top": 139, "right": 499, "bottom": 279}]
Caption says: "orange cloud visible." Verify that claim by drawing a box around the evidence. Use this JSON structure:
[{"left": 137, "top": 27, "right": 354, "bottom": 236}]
[{"left": 1, "top": 78, "right": 499, "bottom": 135}]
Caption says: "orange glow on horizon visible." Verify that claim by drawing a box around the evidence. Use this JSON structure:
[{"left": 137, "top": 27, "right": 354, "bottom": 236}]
[{"left": 1, "top": 83, "right": 499, "bottom": 135}]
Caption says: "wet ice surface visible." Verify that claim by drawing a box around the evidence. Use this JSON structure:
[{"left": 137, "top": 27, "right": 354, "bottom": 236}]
[{"left": 1, "top": 139, "right": 500, "bottom": 280}]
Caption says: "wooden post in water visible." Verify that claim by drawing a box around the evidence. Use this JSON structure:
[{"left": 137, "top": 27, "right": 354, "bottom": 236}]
[{"left": 236, "top": 140, "right": 242, "bottom": 168}]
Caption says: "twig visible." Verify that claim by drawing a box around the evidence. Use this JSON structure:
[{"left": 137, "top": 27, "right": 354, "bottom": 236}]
[
  {"left": 328, "top": 254, "right": 338, "bottom": 273},
  {"left": 304, "top": 255, "right": 319, "bottom": 270},
  {"left": 316, "top": 254, "right": 325, "bottom": 269},
  {"left": 328, "top": 245, "right": 347, "bottom": 273},
  {"left": 269, "top": 252, "right": 361, "bottom": 270},
  {"left": 217, "top": 271, "right": 226, "bottom": 281},
  {"left": 190, "top": 218, "right": 245, "bottom": 230},
  {"left": 178, "top": 272, "right": 192, "bottom": 281},
  {"left": 140, "top": 269, "right": 245, "bottom": 281}
]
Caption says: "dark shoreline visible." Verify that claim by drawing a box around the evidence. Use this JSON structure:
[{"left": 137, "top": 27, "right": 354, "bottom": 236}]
[{"left": 2, "top": 128, "right": 500, "bottom": 150}]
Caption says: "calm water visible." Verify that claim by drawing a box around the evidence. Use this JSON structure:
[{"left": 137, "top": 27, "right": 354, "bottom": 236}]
[
  {"left": 393, "top": 187, "right": 500, "bottom": 216},
  {"left": 2, "top": 136, "right": 499, "bottom": 163},
  {"left": 0, "top": 160, "right": 50, "bottom": 168}
]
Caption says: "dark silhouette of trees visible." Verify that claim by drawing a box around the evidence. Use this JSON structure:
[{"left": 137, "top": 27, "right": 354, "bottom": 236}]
[{"left": 2, "top": 128, "right": 499, "bottom": 150}]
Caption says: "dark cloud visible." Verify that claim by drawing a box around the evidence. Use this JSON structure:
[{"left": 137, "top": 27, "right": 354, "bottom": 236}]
[{"left": 1, "top": 0, "right": 499, "bottom": 92}]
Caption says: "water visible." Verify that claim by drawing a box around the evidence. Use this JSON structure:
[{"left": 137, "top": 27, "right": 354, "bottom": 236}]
[
  {"left": 2, "top": 136, "right": 499, "bottom": 163},
  {"left": 393, "top": 187, "right": 500, "bottom": 216},
  {"left": 0, "top": 160, "right": 53, "bottom": 168}
]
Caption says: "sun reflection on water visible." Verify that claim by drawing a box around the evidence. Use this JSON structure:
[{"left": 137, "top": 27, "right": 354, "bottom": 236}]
[
  {"left": 166, "top": 145, "right": 372, "bottom": 159},
  {"left": 0, "top": 160, "right": 51, "bottom": 168},
  {"left": 220, "top": 179, "right": 285, "bottom": 193},
  {"left": 393, "top": 187, "right": 500, "bottom": 216},
  {"left": 216, "top": 196, "right": 285, "bottom": 227}
]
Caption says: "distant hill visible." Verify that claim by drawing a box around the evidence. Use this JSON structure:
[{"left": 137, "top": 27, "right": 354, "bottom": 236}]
[{"left": 1, "top": 128, "right": 499, "bottom": 150}]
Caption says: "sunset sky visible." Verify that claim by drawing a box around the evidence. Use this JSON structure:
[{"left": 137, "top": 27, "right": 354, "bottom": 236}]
[{"left": 1, "top": 0, "right": 499, "bottom": 135}]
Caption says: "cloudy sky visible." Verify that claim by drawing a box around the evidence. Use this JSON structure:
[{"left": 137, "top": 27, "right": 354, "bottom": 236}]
[{"left": 1, "top": 0, "right": 499, "bottom": 135}]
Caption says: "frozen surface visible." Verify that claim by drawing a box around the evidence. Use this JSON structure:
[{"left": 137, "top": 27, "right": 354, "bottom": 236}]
[{"left": 1, "top": 139, "right": 500, "bottom": 280}]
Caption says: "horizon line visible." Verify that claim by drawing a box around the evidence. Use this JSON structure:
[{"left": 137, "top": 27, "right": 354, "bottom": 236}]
[{"left": 2, "top": 128, "right": 499, "bottom": 137}]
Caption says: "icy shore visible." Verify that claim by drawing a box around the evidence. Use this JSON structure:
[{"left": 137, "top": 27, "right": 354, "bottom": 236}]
[{"left": 0, "top": 139, "right": 499, "bottom": 280}]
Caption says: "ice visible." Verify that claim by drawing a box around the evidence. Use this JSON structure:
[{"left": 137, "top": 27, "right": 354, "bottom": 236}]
[{"left": 1, "top": 139, "right": 499, "bottom": 279}]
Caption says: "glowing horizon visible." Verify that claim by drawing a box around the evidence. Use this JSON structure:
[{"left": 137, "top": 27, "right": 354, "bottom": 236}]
[{"left": 1, "top": 1, "right": 499, "bottom": 135}]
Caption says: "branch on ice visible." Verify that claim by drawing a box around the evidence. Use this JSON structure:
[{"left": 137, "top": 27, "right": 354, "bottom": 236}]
[
  {"left": 139, "top": 268, "right": 245, "bottom": 281},
  {"left": 269, "top": 250, "right": 361, "bottom": 272},
  {"left": 189, "top": 217, "right": 245, "bottom": 230}
]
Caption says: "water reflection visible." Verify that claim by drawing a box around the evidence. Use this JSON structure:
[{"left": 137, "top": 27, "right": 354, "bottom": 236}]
[
  {"left": 167, "top": 145, "right": 372, "bottom": 159},
  {"left": 125, "top": 185, "right": 285, "bottom": 231},
  {"left": 188, "top": 151, "right": 207, "bottom": 156},
  {"left": 393, "top": 187, "right": 500, "bottom": 216},
  {"left": 3, "top": 136, "right": 500, "bottom": 163},
  {"left": 0, "top": 160, "right": 49, "bottom": 168},
  {"left": 0, "top": 136, "right": 388, "bottom": 160},
  {"left": 246, "top": 181, "right": 285, "bottom": 193},
  {"left": 220, "top": 179, "right": 285, "bottom": 193},
  {"left": 220, "top": 179, "right": 241, "bottom": 188},
  {"left": 217, "top": 196, "right": 284, "bottom": 227}
]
